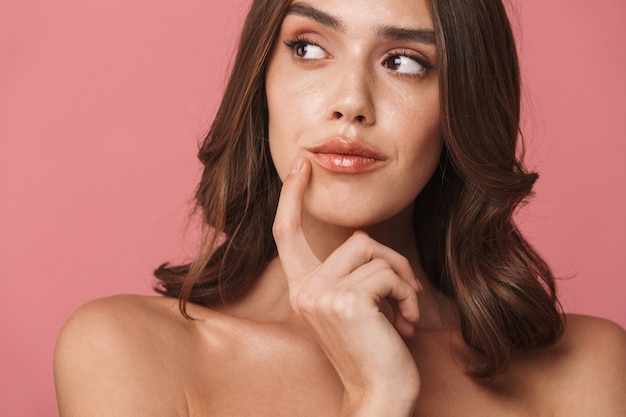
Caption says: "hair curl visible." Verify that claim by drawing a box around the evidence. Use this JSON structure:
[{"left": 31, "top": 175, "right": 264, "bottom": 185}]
[{"left": 155, "top": 0, "right": 564, "bottom": 379}]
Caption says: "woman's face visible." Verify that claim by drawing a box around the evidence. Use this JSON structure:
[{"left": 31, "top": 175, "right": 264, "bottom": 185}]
[{"left": 266, "top": 0, "right": 442, "bottom": 228}]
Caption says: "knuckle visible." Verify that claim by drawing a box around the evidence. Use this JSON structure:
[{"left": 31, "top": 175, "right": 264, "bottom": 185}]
[
  {"left": 328, "top": 289, "right": 362, "bottom": 320},
  {"left": 272, "top": 219, "right": 295, "bottom": 242},
  {"left": 397, "top": 254, "right": 411, "bottom": 271},
  {"left": 349, "top": 231, "right": 370, "bottom": 246},
  {"left": 295, "top": 286, "right": 371, "bottom": 322},
  {"left": 294, "top": 288, "right": 318, "bottom": 316},
  {"left": 369, "top": 258, "right": 391, "bottom": 271}
]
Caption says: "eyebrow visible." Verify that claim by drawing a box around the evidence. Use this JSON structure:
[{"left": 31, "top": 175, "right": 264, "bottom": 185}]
[
  {"left": 377, "top": 26, "right": 436, "bottom": 45},
  {"left": 285, "top": 3, "right": 346, "bottom": 32},
  {"left": 285, "top": 2, "right": 436, "bottom": 45}
]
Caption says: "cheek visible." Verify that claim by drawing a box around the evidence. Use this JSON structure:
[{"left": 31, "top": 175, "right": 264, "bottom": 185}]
[
  {"left": 394, "top": 100, "right": 443, "bottom": 194},
  {"left": 266, "top": 65, "right": 292, "bottom": 181},
  {"left": 267, "top": 90, "right": 307, "bottom": 182},
  {"left": 266, "top": 67, "right": 326, "bottom": 182},
  {"left": 391, "top": 97, "right": 442, "bottom": 163},
  {"left": 267, "top": 116, "right": 290, "bottom": 182}
]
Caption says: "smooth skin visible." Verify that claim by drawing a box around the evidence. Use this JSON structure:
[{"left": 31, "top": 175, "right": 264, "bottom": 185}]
[
  {"left": 54, "top": 0, "right": 626, "bottom": 415},
  {"left": 54, "top": 162, "right": 626, "bottom": 416},
  {"left": 273, "top": 158, "right": 421, "bottom": 416}
]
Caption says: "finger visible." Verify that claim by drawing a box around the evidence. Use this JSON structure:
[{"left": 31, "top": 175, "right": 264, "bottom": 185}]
[
  {"left": 356, "top": 262, "right": 420, "bottom": 325},
  {"left": 273, "top": 157, "right": 320, "bottom": 279},
  {"left": 312, "top": 273, "right": 418, "bottom": 340},
  {"left": 332, "top": 260, "right": 420, "bottom": 326},
  {"left": 319, "top": 231, "right": 421, "bottom": 291},
  {"left": 390, "top": 300, "right": 416, "bottom": 339}
]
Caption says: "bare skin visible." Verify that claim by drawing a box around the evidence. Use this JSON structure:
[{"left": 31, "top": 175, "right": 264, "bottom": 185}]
[
  {"left": 54, "top": 0, "right": 626, "bottom": 414},
  {"left": 54, "top": 160, "right": 626, "bottom": 416},
  {"left": 54, "top": 289, "right": 626, "bottom": 416}
]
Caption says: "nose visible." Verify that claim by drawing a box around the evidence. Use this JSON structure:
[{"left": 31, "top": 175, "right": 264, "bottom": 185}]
[{"left": 326, "top": 64, "right": 376, "bottom": 126}]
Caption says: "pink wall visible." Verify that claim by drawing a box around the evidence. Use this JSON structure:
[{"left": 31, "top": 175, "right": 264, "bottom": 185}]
[{"left": 1, "top": 0, "right": 624, "bottom": 415}]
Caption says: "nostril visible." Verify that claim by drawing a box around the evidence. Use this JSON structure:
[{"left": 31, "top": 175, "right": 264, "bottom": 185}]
[{"left": 330, "top": 111, "right": 370, "bottom": 124}]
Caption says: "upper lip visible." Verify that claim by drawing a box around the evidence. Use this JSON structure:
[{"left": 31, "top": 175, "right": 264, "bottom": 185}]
[{"left": 305, "top": 136, "right": 386, "bottom": 160}]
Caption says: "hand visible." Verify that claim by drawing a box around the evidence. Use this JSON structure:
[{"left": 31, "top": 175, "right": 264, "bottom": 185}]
[{"left": 273, "top": 157, "right": 422, "bottom": 416}]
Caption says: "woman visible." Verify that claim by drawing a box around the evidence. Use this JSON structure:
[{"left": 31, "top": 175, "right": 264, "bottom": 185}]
[{"left": 54, "top": 0, "right": 626, "bottom": 415}]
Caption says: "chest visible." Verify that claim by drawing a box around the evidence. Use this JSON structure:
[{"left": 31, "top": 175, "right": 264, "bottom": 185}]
[{"left": 181, "top": 331, "right": 546, "bottom": 417}]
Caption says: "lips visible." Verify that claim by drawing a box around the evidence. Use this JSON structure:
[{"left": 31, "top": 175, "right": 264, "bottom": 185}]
[{"left": 305, "top": 136, "right": 386, "bottom": 174}]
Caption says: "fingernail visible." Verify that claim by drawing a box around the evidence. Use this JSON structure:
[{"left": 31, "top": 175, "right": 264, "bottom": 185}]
[
  {"left": 415, "top": 278, "right": 423, "bottom": 291},
  {"left": 290, "top": 157, "right": 303, "bottom": 174}
]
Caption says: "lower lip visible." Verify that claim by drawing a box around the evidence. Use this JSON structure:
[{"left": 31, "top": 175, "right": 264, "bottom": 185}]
[{"left": 310, "top": 153, "right": 384, "bottom": 174}]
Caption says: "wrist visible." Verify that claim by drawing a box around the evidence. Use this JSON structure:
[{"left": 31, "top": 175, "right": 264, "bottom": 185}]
[{"left": 340, "top": 387, "right": 418, "bottom": 417}]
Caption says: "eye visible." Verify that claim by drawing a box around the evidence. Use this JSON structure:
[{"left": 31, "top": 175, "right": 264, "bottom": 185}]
[
  {"left": 383, "top": 53, "right": 433, "bottom": 76},
  {"left": 284, "top": 37, "right": 328, "bottom": 60}
]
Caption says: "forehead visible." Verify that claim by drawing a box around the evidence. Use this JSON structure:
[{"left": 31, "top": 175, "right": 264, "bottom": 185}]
[{"left": 283, "top": 0, "right": 435, "bottom": 32}]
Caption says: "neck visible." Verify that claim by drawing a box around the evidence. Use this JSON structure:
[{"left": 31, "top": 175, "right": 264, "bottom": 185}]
[
  {"left": 301, "top": 204, "right": 419, "bottom": 263},
  {"left": 220, "top": 205, "right": 459, "bottom": 330}
]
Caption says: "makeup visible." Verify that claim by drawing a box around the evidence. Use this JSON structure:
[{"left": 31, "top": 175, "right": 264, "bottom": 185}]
[{"left": 305, "top": 136, "right": 386, "bottom": 174}]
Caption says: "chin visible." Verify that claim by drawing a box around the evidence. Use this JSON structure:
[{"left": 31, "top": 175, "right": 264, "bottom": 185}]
[{"left": 304, "top": 198, "right": 406, "bottom": 231}]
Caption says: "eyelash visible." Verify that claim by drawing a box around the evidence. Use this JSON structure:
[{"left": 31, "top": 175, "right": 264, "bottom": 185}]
[
  {"left": 283, "top": 36, "right": 328, "bottom": 62},
  {"left": 382, "top": 49, "right": 435, "bottom": 77},
  {"left": 283, "top": 36, "right": 434, "bottom": 78}
]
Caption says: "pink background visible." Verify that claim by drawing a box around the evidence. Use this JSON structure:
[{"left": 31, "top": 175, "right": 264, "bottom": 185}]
[{"left": 1, "top": 0, "right": 624, "bottom": 415}]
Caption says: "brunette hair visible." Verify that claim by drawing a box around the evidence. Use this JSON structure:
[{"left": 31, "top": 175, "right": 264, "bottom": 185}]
[{"left": 154, "top": 0, "right": 564, "bottom": 379}]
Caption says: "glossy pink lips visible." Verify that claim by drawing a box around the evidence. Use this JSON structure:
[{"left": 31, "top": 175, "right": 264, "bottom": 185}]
[{"left": 305, "top": 137, "right": 386, "bottom": 174}]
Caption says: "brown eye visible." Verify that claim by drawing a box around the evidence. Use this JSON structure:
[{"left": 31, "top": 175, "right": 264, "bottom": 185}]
[
  {"left": 295, "top": 44, "right": 309, "bottom": 58},
  {"left": 383, "top": 54, "right": 428, "bottom": 75},
  {"left": 384, "top": 56, "right": 403, "bottom": 71},
  {"left": 284, "top": 38, "right": 327, "bottom": 60}
]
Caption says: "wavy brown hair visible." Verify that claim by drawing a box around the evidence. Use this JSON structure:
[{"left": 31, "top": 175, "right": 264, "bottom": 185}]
[{"left": 154, "top": 0, "right": 564, "bottom": 379}]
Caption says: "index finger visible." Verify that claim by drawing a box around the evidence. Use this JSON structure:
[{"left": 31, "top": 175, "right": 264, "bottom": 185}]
[{"left": 273, "top": 157, "right": 320, "bottom": 279}]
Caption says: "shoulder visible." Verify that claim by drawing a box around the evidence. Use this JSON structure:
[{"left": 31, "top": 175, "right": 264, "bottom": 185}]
[
  {"left": 557, "top": 314, "right": 626, "bottom": 375},
  {"left": 543, "top": 314, "right": 626, "bottom": 416},
  {"left": 55, "top": 294, "right": 189, "bottom": 359},
  {"left": 561, "top": 314, "right": 626, "bottom": 350},
  {"left": 54, "top": 295, "right": 194, "bottom": 416}
]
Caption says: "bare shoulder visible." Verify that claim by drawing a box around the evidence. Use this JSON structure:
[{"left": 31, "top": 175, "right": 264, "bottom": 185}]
[
  {"left": 557, "top": 314, "right": 626, "bottom": 375},
  {"left": 561, "top": 314, "right": 626, "bottom": 350},
  {"left": 54, "top": 295, "right": 197, "bottom": 416},
  {"left": 547, "top": 314, "right": 626, "bottom": 416}
]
